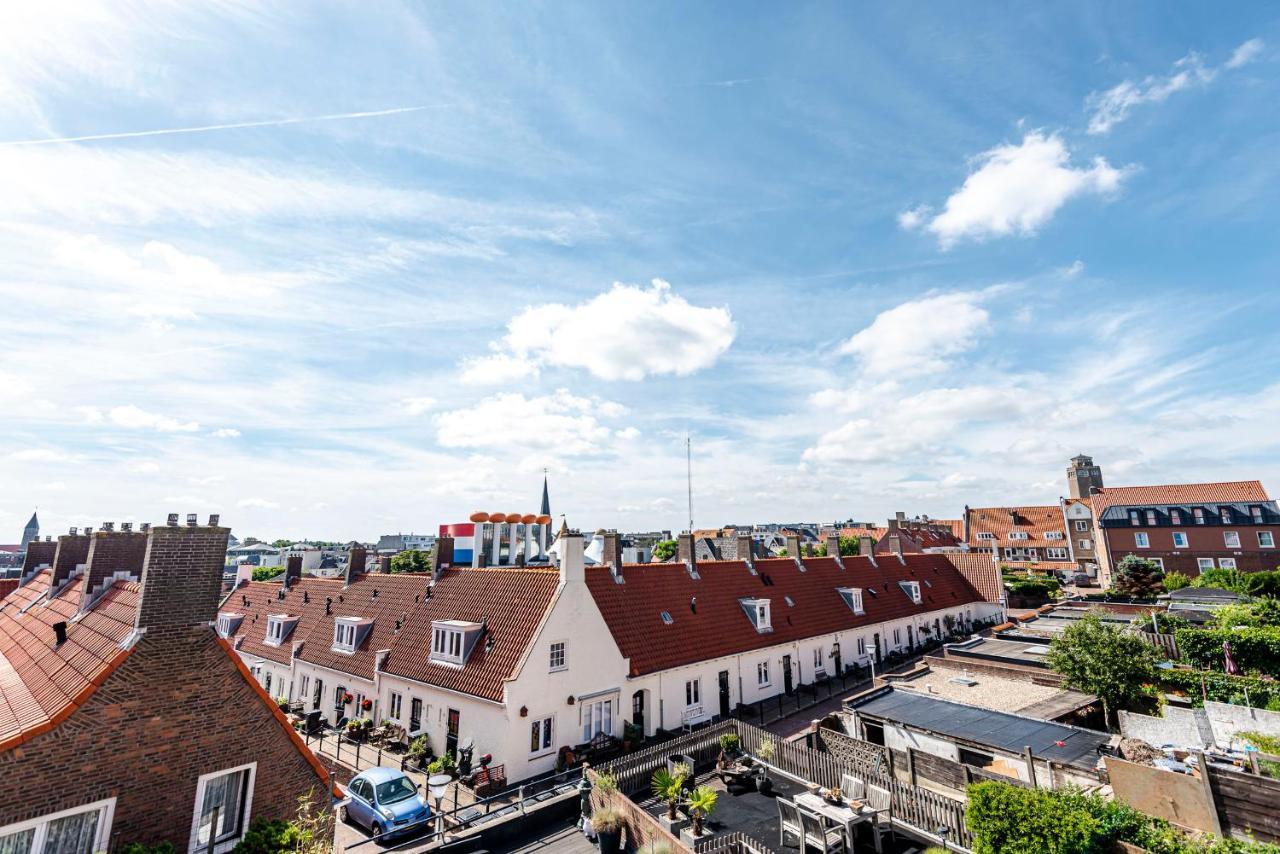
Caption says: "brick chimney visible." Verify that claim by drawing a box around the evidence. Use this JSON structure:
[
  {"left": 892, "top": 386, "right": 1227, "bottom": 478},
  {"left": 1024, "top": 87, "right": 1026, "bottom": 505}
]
[
  {"left": 824, "top": 534, "right": 842, "bottom": 567},
  {"left": 50, "top": 531, "right": 92, "bottom": 591},
  {"left": 558, "top": 528, "right": 584, "bottom": 584},
  {"left": 602, "top": 531, "right": 623, "bottom": 571},
  {"left": 886, "top": 532, "right": 905, "bottom": 563},
  {"left": 887, "top": 517, "right": 899, "bottom": 532},
  {"left": 344, "top": 546, "right": 366, "bottom": 586},
  {"left": 134, "top": 514, "right": 230, "bottom": 638},
  {"left": 19, "top": 538, "right": 58, "bottom": 585},
  {"left": 859, "top": 535, "right": 877, "bottom": 567},
  {"left": 785, "top": 533, "right": 802, "bottom": 557},
  {"left": 378, "top": 555, "right": 392, "bottom": 573},
  {"left": 677, "top": 532, "right": 695, "bottom": 565},
  {"left": 431, "top": 537, "right": 454, "bottom": 576},
  {"left": 963, "top": 505, "right": 971, "bottom": 542},
  {"left": 736, "top": 533, "right": 755, "bottom": 569},
  {"left": 283, "top": 555, "right": 303, "bottom": 591},
  {"left": 80, "top": 528, "right": 148, "bottom": 613}
]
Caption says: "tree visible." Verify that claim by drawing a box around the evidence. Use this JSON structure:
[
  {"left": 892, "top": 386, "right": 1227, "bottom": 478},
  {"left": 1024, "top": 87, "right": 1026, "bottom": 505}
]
[
  {"left": 251, "top": 566, "right": 282, "bottom": 582},
  {"left": 652, "top": 539, "right": 679, "bottom": 562},
  {"left": 271, "top": 539, "right": 293, "bottom": 549},
  {"left": 389, "top": 549, "right": 432, "bottom": 573},
  {"left": 1111, "top": 555, "right": 1164, "bottom": 598},
  {"left": 1162, "top": 571, "right": 1192, "bottom": 591},
  {"left": 242, "top": 536, "right": 262, "bottom": 546},
  {"left": 1045, "top": 612, "right": 1158, "bottom": 727},
  {"left": 1193, "top": 567, "right": 1249, "bottom": 593},
  {"left": 1245, "top": 570, "right": 1280, "bottom": 599},
  {"left": 838, "top": 536, "right": 860, "bottom": 556}
]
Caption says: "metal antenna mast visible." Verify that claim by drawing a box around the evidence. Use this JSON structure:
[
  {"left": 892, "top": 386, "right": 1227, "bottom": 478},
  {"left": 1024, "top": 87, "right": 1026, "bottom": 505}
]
[{"left": 686, "top": 434, "right": 693, "bottom": 533}]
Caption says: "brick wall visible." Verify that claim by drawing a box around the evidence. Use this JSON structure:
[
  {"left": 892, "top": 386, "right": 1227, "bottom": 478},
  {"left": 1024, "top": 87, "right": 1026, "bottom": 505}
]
[
  {"left": 135, "top": 524, "right": 230, "bottom": 638},
  {"left": 83, "top": 531, "right": 149, "bottom": 602},
  {"left": 20, "top": 539, "right": 57, "bottom": 580},
  {"left": 0, "top": 627, "right": 327, "bottom": 851},
  {"left": 51, "top": 533, "right": 92, "bottom": 588}
]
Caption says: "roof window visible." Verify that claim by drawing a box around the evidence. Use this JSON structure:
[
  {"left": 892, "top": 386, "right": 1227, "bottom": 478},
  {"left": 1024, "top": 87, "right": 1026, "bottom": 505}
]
[
  {"left": 838, "top": 587, "right": 864, "bottom": 615},
  {"left": 899, "top": 581, "right": 922, "bottom": 605},
  {"left": 660, "top": 611, "right": 673, "bottom": 625},
  {"left": 740, "top": 598, "right": 772, "bottom": 633},
  {"left": 429, "top": 619, "right": 484, "bottom": 666}
]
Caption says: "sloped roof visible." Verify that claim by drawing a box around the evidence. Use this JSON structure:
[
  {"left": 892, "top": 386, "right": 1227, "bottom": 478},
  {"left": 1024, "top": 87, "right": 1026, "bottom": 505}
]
[
  {"left": 295, "top": 573, "right": 433, "bottom": 682},
  {"left": 221, "top": 576, "right": 343, "bottom": 666},
  {"left": 942, "top": 553, "right": 1004, "bottom": 603},
  {"left": 382, "top": 568, "right": 560, "bottom": 703},
  {"left": 965, "top": 505, "right": 1067, "bottom": 549},
  {"left": 1089, "top": 481, "right": 1269, "bottom": 514},
  {"left": 584, "top": 554, "right": 985, "bottom": 677},
  {"left": 0, "top": 571, "right": 138, "bottom": 749}
]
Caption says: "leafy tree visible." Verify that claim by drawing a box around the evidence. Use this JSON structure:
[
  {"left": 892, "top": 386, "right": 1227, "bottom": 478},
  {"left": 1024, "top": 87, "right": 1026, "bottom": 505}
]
[
  {"left": 1213, "top": 599, "right": 1280, "bottom": 629},
  {"left": 1112, "top": 555, "right": 1165, "bottom": 598},
  {"left": 271, "top": 539, "right": 293, "bottom": 549},
  {"left": 652, "top": 539, "right": 679, "bottom": 562},
  {"left": 1193, "top": 567, "right": 1249, "bottom": 593},
  {"left": 1163, "top": 571, "right": 1193, "bottom": 591},
  {"left": 242, "top": 536, "right": 262, "bottom": 546},
  {"left": 389, "top": 549, "right": 432, "bottom": 573},
  {"left": 1046, "top": 612, "right": 1158, "bottom": 727},
  {"left": 251, "top": 566, "right": 282, "bottom": 582},
  {"left": 1245, "top": 570, "right": 1280, "bottom": 599},
  {"left": 839, "top": 536, "right": 860, "bottom": 556}
]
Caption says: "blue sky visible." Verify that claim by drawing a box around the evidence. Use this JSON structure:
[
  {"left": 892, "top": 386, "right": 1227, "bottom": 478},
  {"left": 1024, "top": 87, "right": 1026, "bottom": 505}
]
[{"left": 2, "top": 2, "right": 1279, "bottom": 541}]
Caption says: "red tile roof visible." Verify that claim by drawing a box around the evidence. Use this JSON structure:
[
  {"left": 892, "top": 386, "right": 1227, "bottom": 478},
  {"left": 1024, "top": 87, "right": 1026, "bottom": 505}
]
[
  {"left": 0, "top": 571, "right": 140, "bottom": 750},
  {"left": 295, "top": 573, "right": 433, "bottom": 682},
  {"left": 584, "top": 555, "right": 985, "bottom": 677},
  {"left": 941, "top": 553, "right": 1004, "bottom": 603},
  {"left": 382, "top": 568, "right": 560, "bottom": 703},
  {"left": 221, "top": 577, "right": 344, "bottom": 666},
  {"left": 0, "top": 580, "right": 17, "bottom": 600},
  {"left": 964, "top": 505, "right": 1067, "bottom": 550},
  {"left": 1089, "top": 481, "right": 1269, "bottom": 514}
]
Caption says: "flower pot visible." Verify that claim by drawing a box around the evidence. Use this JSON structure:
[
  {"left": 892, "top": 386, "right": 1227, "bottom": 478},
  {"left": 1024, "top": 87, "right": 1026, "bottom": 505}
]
[
  {"left": 658, "top": 814, "right": 687, "bottom": 836},
  {"left": 597, "top": 827, "right": 622, "bottom": 854}
]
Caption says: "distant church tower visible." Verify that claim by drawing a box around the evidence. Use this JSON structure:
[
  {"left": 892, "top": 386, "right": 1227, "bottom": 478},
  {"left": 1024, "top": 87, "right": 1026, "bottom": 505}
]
[
  {"left": 1067, "top": 455, "right": 1104, "bottom": 499},
  {"left": 19, "top": 510, "right": 39, "bottom": 552},
  {"left": 540, "top": 473, "right": 551, "bottom": 518}
]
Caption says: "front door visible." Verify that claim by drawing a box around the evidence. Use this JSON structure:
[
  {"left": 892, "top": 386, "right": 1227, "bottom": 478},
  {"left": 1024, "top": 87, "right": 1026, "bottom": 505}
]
[
  {"left": 832, "top": 643, "right": 842, "bottom": 675},
  {"left": 873, "top": 634, "right": 882, "bottom": 662},
  {"left": 334, "top": 685, "right": 347, "bottom": 724},
  {"left": 632, "top": 690, "right": 645, "bottom": 736},
  {"left": 446, "top": 708, "right": 460, "bottom": 757},
  {"left": 907, "top": 625, "right": 914, "bottom": 649},
  {"left": 409, "top": 697, "right": 423, "bottom": 733},
  {"left": 717, "top": 670, "right": 731, "bottom": 718},
  {"left": 782, "top": 655, "right": 794, "bottom": 694}
]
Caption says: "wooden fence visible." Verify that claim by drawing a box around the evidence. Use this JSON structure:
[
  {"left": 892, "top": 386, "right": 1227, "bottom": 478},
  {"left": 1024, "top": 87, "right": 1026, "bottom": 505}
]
[
  {"left": 1133, "top": 630, "right": 1180, "bottom": 660},
  {"left": 588, "top": 767, "right": 685, "bottom": 853},
  {"left": 1208, "top": 764, "right": 1280, "bottom": 844},
  {"left": 693, "top": 830, "right": 779, "bottom": 853},
  {"left": 601, "top": 719, "right": 735, "bottom": 796}
]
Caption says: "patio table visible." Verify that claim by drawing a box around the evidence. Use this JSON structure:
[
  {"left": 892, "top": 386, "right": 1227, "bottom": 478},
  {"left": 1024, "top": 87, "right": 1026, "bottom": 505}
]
[{"left": 796, "top": 791, "right": 876, "bottom": 851}]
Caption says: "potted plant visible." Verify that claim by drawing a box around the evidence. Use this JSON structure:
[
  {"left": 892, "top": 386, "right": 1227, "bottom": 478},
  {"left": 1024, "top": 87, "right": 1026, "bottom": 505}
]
[
  {"left": 407, "top": 735, "right": 431, "bottom": 770},
  {"left": 717, "top": 733, "right": 741, "bottom": 768},
  {"left": 685, "top": 785, "right": 718, "bottom": 838},
  {"left": 623, "top": 721, "right": 642, "bottom": 751},
  {"left": 360, "top": 698, "right": 373, "bottom": 712},
  {"left": 592, "top": 807, "right": 624, "bottom": 854},
  {"left": 754, "top": 737, "right": 776, "bottom": 795},
  {"left": 650, "top": 768, "right": 687, "bottom": 834}
]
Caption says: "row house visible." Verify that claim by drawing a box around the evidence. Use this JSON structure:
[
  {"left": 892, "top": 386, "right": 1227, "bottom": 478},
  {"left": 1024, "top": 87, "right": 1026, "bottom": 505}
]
[
  {"left": 962, "top": 505, "right": 1076, "bottom": 571},
  {"left": 221, "top": 528, "right": 1001, "bottom": 784},
  {"left": 1088, "top": 481, "right": 1280, "bottom": 587},
  {"left": 0, "top": 516, "right": 330, "bottom": 854}
]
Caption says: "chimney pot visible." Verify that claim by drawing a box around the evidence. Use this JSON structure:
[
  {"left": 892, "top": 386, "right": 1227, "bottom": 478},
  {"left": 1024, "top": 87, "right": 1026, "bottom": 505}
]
[
  {"left": 103, "top": 522, "right": 114, "bottom": 532},
  {"left": 186, "top": 513, "right": 198, "bottom": 527},
  {"left": 208, "top": 514, "right": 220, "bottom": 526},
  {"left": 121, "top": 522, "right": 133, "bottom": 532},
  {"left": 140, "top": 523, "right": 150, "bottom": 532},
  {"left": 166, "top": 513, "right": 179, "bottom": 527},
  {"left": 69, "top": 527, "right": 77, "bottom": 536}
]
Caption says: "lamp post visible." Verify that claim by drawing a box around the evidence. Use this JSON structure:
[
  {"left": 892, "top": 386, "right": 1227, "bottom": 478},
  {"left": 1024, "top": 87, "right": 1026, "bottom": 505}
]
[
  {"left": 577, "top": 763, "right": 594, "bottom": 830},
  {"left": 938, "top": 823, "right": 952, "bottom": 852},
  {"left": 427, "top": 774, "right": 451, "bottom": 837}
]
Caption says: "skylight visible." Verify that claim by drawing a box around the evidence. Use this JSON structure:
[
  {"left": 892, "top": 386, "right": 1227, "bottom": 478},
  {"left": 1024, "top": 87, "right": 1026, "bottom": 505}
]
[{"left": 660, "top": 611, "right": 673, "bottom": 625}]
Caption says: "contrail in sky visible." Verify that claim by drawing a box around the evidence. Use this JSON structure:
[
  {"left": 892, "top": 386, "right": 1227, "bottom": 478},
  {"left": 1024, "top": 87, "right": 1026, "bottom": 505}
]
[{"left": 0, "top": 105, "right": 443, "bottom": 146}]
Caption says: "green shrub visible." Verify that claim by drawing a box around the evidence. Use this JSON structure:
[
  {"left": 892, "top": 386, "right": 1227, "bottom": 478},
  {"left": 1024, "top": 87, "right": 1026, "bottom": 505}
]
[
  {"left": 251, "top": 566, "right": 282, "bottom": 582},
  {"left": 121, "top": 844, "right": 176, "bottom": 854},
  {"left": 1193, "top": 568, "right": 1250, "bottom": 593},
  {"left": 232, "top": 818, "right": 297, "bottom": 854},
  {"left": 1175, "top": 627, "right": 1280, "bottom": 676},
  {"left": 1163, "top": 571, "right": 1193, "bottom": 591},
  {"left": 1244, "top": 570, "right": 1280, "bottom": 598},
  {"left": 1157, "top": 668, "right": 1280, "bottom": 709}
]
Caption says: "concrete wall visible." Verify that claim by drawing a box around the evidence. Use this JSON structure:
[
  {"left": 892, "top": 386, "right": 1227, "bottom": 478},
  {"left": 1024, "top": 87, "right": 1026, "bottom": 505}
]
[{"left": 1120, "top": 702, "right": 1280, "bottom": 750}]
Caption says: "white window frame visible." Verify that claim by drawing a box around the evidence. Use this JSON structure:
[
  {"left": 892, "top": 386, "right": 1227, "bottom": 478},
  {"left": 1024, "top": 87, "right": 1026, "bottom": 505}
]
[
  {"left": 1045, "top": 547, "right": 1069, "bottom": 560},
  {"left": 1134, "top": 533, "right": 1149, "bottom": 549},
  {"left": 188, "top": 762, "right": 256, "bottom": 854},
  {"left": 976, "top": 532, "right": 995, "bottom": 541},
  {"left": 1219, "top": 558, "right": 1237, "bottom": 570},
  {"left": 757, "top": 660, "right": 770, "bottom": 687},
  {"left": 1074, "top": 520, "right": 1089, "bottom": 532},
  {"left": 1008, "top": 531, "right": 1029, "bottom": 541},
  {"left": 581, "top": 697, "right": 613, "bottom": 742},
  {"left": 839, "top": 587, "right": 864, "bottom": 615},
  {"left": 529, "top": 714, "right": 555, "bottom": 757},
  {"left": 741, "top": 598, "right": 772, "bottom": 632},
  {"left": 216, "top": 613, "right": 239, "bottom": 638},
  {"left": 1045, "top": 531, "right": 1064, "bottom": 540},
  {"left": 389, "top": 691, "right": 402, "bottom": 721},
  {"left": 430, "top": 623, "right": 466, "bottom": 665},
  {"left": 1079, "top": 539, "right": 1092, "bottom": 550},
  {"left": 549, "top": 641, "right": 567, "bottom": 672},
  {"left": 1172, "top": 531, "right": 1188, "bottom": 549},
  {"left": 265, "top": 615, "right": 292, "bottom": 646},
  {"left": 685, "top": 678, "right": 701, "bottom": 708},
  {"left": 1197, "top": 558, "right": 1215, "bottom": 572},
  {"left": 813, "top": 646, "right": 826, "bottom": 675},
  {"left": 0, "top": 798, "right": 116, "bottom": 854},
  {"left": 900, "top": 581, "right": 922, "bottom": 604},
  {"left": 856, "top": 637, "right": 867, "bottom": 656},
  {"left": 1260, "top": 531, "right": 1275, "bottom": 549},
  {"left": 1224, "top": 531, "right": 1241, "bottom": 549},
  {"left": 1150, "top": 558, "right": 1165, "bottom": 570}
]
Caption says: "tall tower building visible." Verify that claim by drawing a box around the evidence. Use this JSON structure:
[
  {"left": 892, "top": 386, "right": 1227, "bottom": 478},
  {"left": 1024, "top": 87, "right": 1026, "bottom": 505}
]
[
  {"left": 19, "top": 510, "right": 38, "bottom": 552},
  {"left": 1067, "top": 455, "right": 1104, "bottom": 499}
]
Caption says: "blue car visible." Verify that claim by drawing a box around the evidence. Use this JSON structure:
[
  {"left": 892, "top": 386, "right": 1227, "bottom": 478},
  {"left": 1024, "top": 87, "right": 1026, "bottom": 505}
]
[{"left": 342, "top": 767, "right": 433, "bottom": 839}]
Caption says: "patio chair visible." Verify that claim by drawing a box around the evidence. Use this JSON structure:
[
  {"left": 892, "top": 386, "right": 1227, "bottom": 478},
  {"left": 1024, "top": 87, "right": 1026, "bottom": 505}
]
[
  {"left": 776, "top": 797, "right": 802, "bottom": 849},
  {"left": 840, "top": 773, "right": 865, "bottom": 802},
  {"left": 798, "top": 807, "right": 846, "bottom": 853},
  {"left": 866, "top": 784, "right": 894, "bottom": 851}
]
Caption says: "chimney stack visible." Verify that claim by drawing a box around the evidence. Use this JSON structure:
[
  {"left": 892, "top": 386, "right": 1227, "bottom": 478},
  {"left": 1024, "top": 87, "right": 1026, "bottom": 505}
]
[
  {"left": 345, "top": 546, "right": 366, "bottom": 586},
  {"left": 79, "top": 527, "right": 149, "bottom": 614},
  {"left": 133, "top": 515, "right": 230, "bottom": 638},
  {"left": 283, "top": 555, "right": 303, "bottom": 591},
  {"left": 963, "top": 506, "right": 971, "bottom": 543},
  {"left": 677, "top": 532, "right": 696, "bottom": 565},
  {"left": 887, "top": 532, "right": 905, "bottom": 564},
  {"left": 50, "top": 531, "right": 92, "bottom": 591},
  {"left": 432, "top": 537, "right": 455, "bottom": 576},
  {"left": 737, "top": 533, "right": 755, "bottom": 571},
  {"left": 887, "top": 517, "right": 899, "bottom": 532},
  {"left": 785, "top": 533, "right": 802, "bottom": 557},
  {"left": 19, "top": 539, "right": 58, "bottom": 585},
  {"left": 602, "top": 531, "right": 623, "bottom": 574},
  {"left": 378, "top": 555, "right": 392, "bottom": 573},
  {"left": 859, "top": 535, "right": 877, "bottom": 567},
  {"left": 824, "top": 535, "right": 843, "bottom": 568},
  {"left": 558, "top": 528, "right": 585, "bottom": 584}
]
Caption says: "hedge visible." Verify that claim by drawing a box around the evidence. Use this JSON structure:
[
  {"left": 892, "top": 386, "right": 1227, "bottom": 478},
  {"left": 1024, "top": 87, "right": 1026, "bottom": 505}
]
[
  {"left": 1175, "top": 627, "right": 1280, "bottom": 676},
  {"left": 1158, "top": 668, "right": 1280, "bottom": 710}
]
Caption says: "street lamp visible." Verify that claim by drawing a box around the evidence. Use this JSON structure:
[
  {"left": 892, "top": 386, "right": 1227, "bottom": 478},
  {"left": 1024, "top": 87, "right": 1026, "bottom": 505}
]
[{"left": 427, "top": 773, "right": 452, "bottom": 836}]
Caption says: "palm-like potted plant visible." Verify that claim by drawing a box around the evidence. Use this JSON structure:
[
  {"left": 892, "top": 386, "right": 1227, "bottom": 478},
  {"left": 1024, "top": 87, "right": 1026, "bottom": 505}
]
[
  {"left": 754, "top": 737, "right": 776, "bottom": 795},
  {"left": 591, "top": 806, "right": 624, "bottom": 854},
  {"left": 686, "top": 785, "right": 718, "bottom": 837},
  {"left": 650, "top": 767, "right": 687, "bottom": 834}
]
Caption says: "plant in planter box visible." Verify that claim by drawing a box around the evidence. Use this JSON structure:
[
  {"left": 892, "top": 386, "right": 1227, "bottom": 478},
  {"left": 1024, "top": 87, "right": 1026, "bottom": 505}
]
[
  {"left": 754, "top": 737, "right": 776, "bottom": 795},
  {"left": 651, "top": 768, "right": 686, "bottom": 821},
  {"left": 717, "top": 733, "right": 741, "bottom": 767},
  {"left": 407, "top": 735, "right": 431, "bottom": 767},
  {"left": 595, "top": 771, "right": 618, "bottom": 796},
  {"left": 623, "top": 721, "right": 642, "bottom": 750},
  {"left": 591, "top": 807, "right": 624, "bottom": 854},
  {"left": 686, "top": 786, "right": 718, "bottom": 837}
]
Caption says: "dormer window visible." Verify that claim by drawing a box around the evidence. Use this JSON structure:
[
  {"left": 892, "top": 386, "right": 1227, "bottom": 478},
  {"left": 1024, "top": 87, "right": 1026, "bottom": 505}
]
[
  {"left": 740, "top": 598, "right": 772, "bottom": 633},
  {"left": 333, "top": 616, "right": 370, "bottom": 653},
  {"left": 1146, "top": 510, "right": 1157, "bottom": 526},
  {"left": 1129, "top": 511, "right": 1141, "bottom": 526},
  {"left": 1044, "top": 531, "right": 1063, "bottom": 540},
  {"left": 1252, "top": 506, "right": 1264, "bottom": 522},
  {"left": 430, "top": 619, "right": 483, "bottom": 666},
  {"left": 216, "top": 613, "right": 242, "bottom": 638},
  {"left": 1170, "top": 509, "right": 1182, "bottom": 525},
  {"left": 1008, "top": 532, "right": 1029, "bottom": 541},
  {"left": 1220, "top": 507, "right": 1233, "bottom": 524},
  {"left": 1193, "top": 508, "right": 1205, "bottom": 524},
  {"left": 265, "top": 614, "right": 296, "bottom": 646},
  {"left": 838, "top": 587, "right": 864, "bottom": 615},
  {"left": 976, "top": 532, "right": 995, "bottom": 541},
  {"left": 899, "top": 581, "right": 922, "bottom": 604}
]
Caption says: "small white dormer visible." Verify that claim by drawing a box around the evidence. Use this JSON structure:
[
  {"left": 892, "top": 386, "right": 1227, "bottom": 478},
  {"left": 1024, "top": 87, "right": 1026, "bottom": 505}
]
[
  {"left": 332, "top": 616, "right": 371, "bottom": 653},
  {"left": 216, "top": 613, "right": 243, "bottom": 638},
  {"left": 430, "top": 619, "right": 484, "bottom": 667},
  {"left": 899, "top": 581, "right": 922, "bottom": 605},
  {"left": 838, "top": 587, "right": 864, "bottom": 615},
  {"left": 740, "top": 598, "right": 772, "bottom": 633},
  {"left": 265, "top": 614, "right": 298, "bottom": 647}
]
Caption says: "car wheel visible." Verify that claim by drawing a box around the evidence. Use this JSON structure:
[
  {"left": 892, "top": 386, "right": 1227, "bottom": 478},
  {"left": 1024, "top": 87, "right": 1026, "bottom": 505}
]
[{"left": 371, "top": 822, "right": 383, "bottom": 838}]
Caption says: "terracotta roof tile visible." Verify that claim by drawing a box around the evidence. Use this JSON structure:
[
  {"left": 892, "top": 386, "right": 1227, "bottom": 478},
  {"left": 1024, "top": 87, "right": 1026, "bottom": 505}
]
[
  {"left": 964, "top": 505, "right": 1067, "bottom": 550},
  {"left": 296, "top": 573, "right": 433, "bottom": 681},
  {"left": 1089, "top": 481, "right": 1269, "bottom": 514},
  {"left": 584, "top": 554, "right": 985, "bottom": 677},
  {"left": 383, "top": 568, "right": 560, "bottom": 703},
  {"left": 221, "top": 577, "right": 344, "bottom": 666},
  {"left": 941, "top": 553, "right": 1004, "bottom": 603}
]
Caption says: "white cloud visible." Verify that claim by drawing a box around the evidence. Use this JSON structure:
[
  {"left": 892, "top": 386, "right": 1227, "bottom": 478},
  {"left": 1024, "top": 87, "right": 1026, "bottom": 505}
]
[
  {"left": 237, "top": 497, "right": 279, "bottom": 509},
  {"left": 399, "top": 397, "right": 437, "bottom": 416},
  {"left": 896, "top": 205, "right": 931, "bottom": 230},
  {"left": 7, "top": 448, "right": 74, "bottom": 462},
  {"left": 837, "top": 291, "right": 992, "bottom": 377},
  {"left": 130, "top": 461, "right": 161, "bottom": 474},
  {"left": 435, "top": 389, "right": 623, "bottom": 455},
  {"left": 104, "top": 405, "right": 200, "bottom": 432},
  {"left": 902, "top": 133, "right": 1128, "bottom": 247},
  {"left": 1087, "top": 39, "right": 1263, "bottom": 134},
  {"left": 463, "top": 279, "right": 735, "bottom": 382},
  {"left": 1060, "top": 260, "right": 1085, "bottom": 278},
  {"left": 1226, "top": 38, "right": 1264, "bottom": 70},
  {"left": 212, "top": 428, "right": 241, "bottom": 438}
]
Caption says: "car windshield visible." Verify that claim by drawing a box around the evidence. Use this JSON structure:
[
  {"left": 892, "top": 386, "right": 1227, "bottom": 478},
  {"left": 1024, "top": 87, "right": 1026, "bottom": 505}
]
[{"left": 375, "top": 776, "right": 418, "bottom": 805}]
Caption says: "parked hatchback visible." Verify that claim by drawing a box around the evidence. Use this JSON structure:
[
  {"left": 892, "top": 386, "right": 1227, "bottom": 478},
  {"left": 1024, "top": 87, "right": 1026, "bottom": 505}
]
[{"left": 342, "top": 767, "right": 433, "bottom": 839}]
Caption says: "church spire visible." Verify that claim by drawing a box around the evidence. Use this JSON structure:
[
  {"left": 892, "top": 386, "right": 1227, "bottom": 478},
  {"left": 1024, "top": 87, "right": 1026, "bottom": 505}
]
[
  {"left": 20, "top": 509, "right": 39, "bottom": 551},
  {"left": 540, "top": 470, "right": 551, "bottom": 517}
]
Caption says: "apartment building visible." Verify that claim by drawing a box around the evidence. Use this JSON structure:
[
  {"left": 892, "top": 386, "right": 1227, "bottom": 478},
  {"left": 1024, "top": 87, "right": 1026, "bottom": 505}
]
[{"left": 962, "top": 505, "right": 1075, "bottom": 571}]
